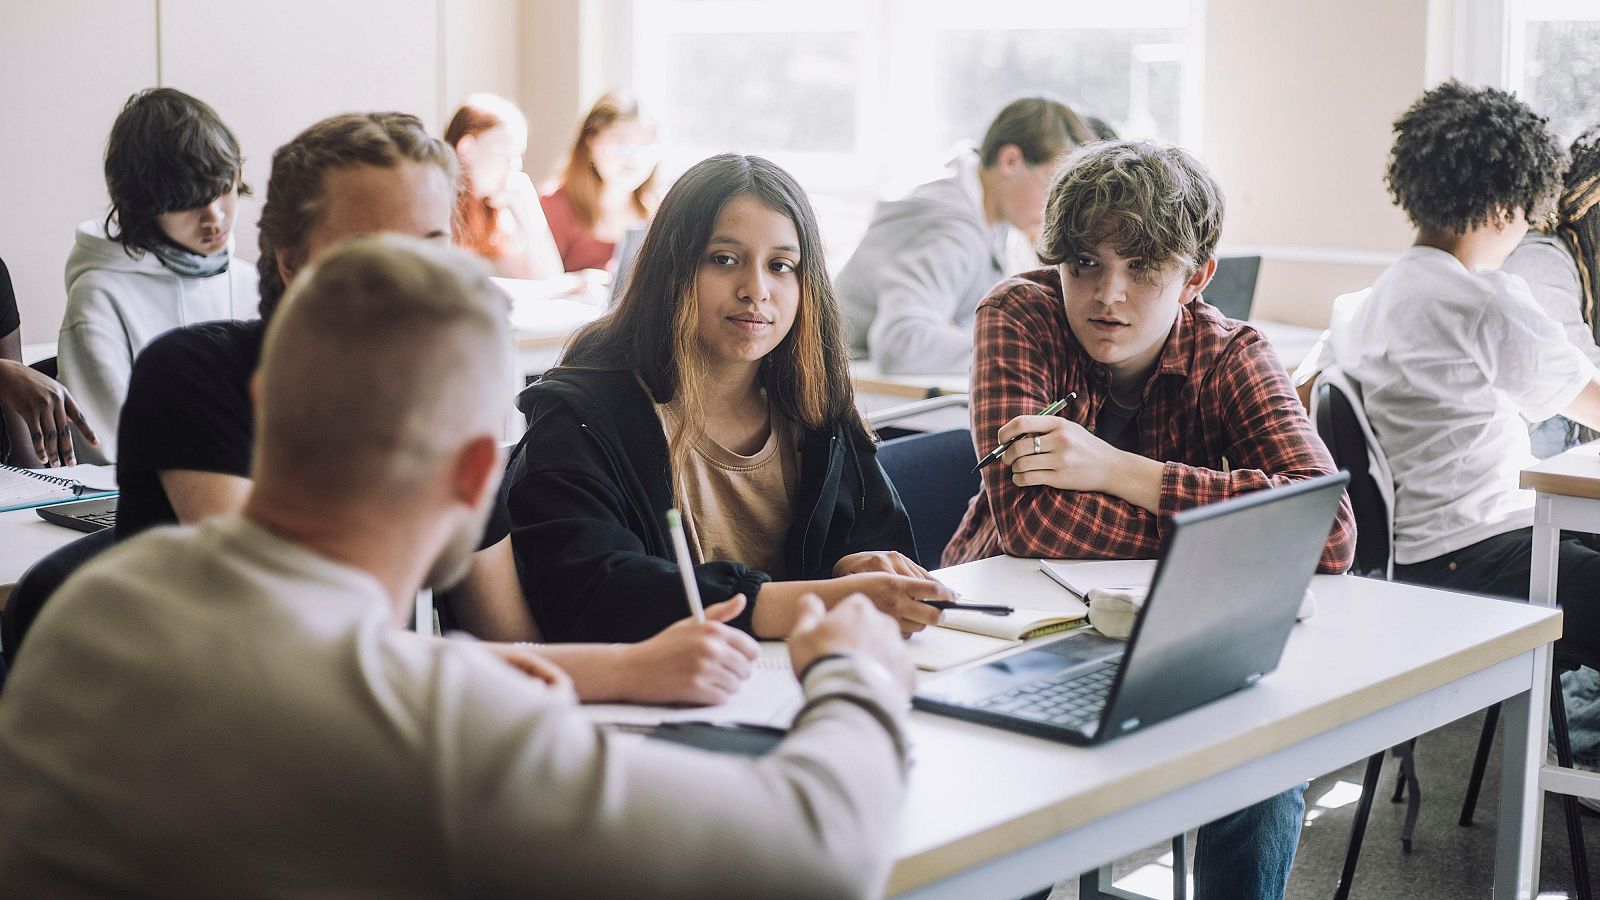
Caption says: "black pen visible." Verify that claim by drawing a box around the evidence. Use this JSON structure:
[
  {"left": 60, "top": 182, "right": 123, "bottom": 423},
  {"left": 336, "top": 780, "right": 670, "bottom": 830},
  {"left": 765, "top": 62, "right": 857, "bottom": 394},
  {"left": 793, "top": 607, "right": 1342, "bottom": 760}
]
[
  {"left": 921, "top": 600, "right": 1015, "bottom": 616},
  {"left": 972, "top": 393, "right": 1077, "bottom": 472}
]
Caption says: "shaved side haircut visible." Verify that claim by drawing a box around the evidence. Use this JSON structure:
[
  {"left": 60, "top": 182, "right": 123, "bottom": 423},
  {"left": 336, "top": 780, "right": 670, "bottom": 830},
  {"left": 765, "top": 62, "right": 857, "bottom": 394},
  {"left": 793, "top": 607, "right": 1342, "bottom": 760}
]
[{"left": 254, "top": 235, "right": 511, "bottom": 500}]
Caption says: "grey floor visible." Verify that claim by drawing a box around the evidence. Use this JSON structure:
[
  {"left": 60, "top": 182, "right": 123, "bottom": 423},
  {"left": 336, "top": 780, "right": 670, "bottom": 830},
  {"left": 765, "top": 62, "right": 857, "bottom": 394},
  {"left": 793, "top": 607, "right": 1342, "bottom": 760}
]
[{"left": 1040, "top": 709, "right": 1599, "bottom": 899}]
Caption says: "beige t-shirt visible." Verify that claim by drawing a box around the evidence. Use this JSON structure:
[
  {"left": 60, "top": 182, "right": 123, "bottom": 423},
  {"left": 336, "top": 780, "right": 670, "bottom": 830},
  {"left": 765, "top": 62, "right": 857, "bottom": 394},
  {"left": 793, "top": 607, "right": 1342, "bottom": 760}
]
[{"left": 656, "top": 399, "right": 800, "bottom": 576}]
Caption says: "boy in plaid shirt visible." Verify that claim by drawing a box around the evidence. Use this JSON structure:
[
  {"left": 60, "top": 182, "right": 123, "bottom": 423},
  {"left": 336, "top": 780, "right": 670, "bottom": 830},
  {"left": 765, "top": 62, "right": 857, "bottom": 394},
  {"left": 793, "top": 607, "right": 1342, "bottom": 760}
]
[{"left": 947, "top": 140, "right": 1353, "bottom": 900}]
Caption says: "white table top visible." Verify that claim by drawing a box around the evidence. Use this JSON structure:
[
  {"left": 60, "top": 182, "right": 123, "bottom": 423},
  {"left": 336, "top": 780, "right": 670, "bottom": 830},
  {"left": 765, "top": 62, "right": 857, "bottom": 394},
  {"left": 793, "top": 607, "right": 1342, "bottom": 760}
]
[
  {"left": 0, "top": 507, "right": 82, "bottom": 604},
  {"left": 1521, "top": 439, "right": 1600, "bottom": 499},
  {"left": 887, "top": 555, "right": 1560, "bottom": 894}
]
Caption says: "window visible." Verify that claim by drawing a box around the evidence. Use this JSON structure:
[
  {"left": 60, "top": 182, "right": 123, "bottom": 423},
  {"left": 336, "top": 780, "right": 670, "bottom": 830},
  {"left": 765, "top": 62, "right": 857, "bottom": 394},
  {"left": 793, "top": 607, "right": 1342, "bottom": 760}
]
[
  {"left": 626, "top": 0, "right": 1201, "bottom": 259},
  {"left": 1458, "top": 0, "right": 1600, "bottom": 144},
  {"left": 1508, "top": 0, "right": 1600, "bottom": 143}
]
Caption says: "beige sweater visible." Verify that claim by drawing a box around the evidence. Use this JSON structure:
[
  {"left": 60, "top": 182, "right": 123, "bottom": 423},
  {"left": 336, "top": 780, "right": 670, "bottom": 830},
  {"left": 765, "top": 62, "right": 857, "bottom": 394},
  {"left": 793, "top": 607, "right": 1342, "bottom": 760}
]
[{"left": 0, "top": 515, "right": 910, "bottom": 898}]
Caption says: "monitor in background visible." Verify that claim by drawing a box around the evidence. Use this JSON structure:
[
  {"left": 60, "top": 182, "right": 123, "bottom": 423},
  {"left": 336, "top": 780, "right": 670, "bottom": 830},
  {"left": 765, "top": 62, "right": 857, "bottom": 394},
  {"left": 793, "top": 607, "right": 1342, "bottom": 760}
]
[
  {"left": 609, "top": 224, "right": 649, "bottom": 307},
  {"left": 1204, "top": 255, "right": 1262, "bottom": 321}
]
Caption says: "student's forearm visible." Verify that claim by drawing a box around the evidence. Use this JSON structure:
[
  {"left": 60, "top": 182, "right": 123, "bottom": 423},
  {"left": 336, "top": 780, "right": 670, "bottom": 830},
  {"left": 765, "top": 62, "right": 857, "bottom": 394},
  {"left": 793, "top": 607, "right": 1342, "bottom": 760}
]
[
  {"left": 750, "top": 580, "right": 853, "bottom": 639},
  {"left": 1562, "top": 378, "right": 1600, "bottom": 432},
  {"left": 528, "top": 643, "right": 629, "bottom": 701},
  {"left": 1100, "top": 451, "right": 1166, "bottom": 514}
]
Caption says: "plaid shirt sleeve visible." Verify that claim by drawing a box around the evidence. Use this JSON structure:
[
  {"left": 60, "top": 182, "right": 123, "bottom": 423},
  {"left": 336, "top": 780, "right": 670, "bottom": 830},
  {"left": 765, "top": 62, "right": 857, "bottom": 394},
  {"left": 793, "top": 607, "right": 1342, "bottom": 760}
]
[
  {"left": 964, "top": 286, "right": 1355, "bottom": 573},
  {"left": 968, "top": 290, "right": 1165, "bottom": 561},
  {"left": 1162, "top": 332, "right": 1356, "bottom": 574}
]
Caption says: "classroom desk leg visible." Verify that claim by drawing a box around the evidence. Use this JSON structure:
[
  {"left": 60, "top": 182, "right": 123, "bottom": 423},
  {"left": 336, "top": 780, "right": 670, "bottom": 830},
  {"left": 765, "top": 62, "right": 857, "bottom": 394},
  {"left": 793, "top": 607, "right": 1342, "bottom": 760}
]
[{"left": 1494, "top": 503, "right": 1559, "bottom": 900}]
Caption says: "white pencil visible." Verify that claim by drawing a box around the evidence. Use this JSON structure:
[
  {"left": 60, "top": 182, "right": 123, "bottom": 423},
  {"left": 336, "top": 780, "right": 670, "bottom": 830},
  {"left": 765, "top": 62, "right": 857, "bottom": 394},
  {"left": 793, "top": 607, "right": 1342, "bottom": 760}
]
[{"left": 666, "top": 509, "right": 706, "bottom": 622}]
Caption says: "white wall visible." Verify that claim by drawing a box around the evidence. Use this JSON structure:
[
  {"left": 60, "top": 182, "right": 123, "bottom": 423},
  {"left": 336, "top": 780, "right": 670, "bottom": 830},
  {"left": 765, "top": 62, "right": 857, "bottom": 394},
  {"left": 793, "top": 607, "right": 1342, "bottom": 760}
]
[
  {"left": 0, "top": 0, "right": 527, "bottom": 345},
  {"left": 1204, "top": 0, "right": 1434, "bottom": 327}
]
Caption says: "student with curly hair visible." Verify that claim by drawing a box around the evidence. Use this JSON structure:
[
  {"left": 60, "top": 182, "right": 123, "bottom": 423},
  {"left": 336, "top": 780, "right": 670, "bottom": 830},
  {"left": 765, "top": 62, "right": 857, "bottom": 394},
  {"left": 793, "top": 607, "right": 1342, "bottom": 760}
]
[
  {"left": 944, "top": 139, "right": 1352, "bottom": 900},
  {"left": 1504, "top": 125, "right": 1600, "bottom": 456},
  {"left": 57, "top": 88, "right": 257, "bottom": 464},
  {"left": 1329, "top": 83, "right": 1600, "bottom": 659}
]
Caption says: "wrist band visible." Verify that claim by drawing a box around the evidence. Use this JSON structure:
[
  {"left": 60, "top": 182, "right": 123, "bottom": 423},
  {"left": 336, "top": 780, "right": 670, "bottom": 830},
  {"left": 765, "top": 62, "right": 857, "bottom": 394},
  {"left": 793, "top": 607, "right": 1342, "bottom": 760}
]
[{"left": 797, "top": 653, "right": 851, "bottom": 683}]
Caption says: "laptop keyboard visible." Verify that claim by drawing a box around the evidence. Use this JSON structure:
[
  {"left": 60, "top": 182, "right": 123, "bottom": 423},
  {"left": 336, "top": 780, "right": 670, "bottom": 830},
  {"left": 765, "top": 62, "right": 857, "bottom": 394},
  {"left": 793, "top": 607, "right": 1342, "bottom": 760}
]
[
  {"left": 970, "top": 660, "right": 1122, "bottom": 729},
  {"left": 73, "top": 512, "right": 118, "bottom": 528}
]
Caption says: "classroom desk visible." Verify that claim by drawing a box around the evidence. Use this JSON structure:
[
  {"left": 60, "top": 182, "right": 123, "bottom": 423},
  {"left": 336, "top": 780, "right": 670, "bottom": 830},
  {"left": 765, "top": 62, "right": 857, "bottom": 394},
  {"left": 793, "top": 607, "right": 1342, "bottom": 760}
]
[
  {"left": 1517, "top": 440, "right": 1600, "bottom": 890},
  {"left": 0, "top": 507, "right": 80, "bottom": 610},
  {"left": 886, "top": 556, "right": 1559, "bottom": 898}
]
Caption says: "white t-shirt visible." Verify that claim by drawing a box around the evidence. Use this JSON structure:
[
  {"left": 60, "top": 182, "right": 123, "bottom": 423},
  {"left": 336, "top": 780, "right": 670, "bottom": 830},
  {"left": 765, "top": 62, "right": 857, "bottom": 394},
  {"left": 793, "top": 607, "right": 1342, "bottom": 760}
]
[{"left": 1332, "top": 246, "right": 1596, "bottom": 564}]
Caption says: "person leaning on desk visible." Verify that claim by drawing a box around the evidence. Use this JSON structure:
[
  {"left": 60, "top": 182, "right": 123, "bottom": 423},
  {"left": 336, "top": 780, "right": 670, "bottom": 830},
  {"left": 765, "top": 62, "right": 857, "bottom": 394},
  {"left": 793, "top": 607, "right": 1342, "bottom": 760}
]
[
  {"left": 0, "top": 236, "right": 918, "bottom": 897},
  {"left": 945, "top": 140, "right": 1356, "bottom": 900}
]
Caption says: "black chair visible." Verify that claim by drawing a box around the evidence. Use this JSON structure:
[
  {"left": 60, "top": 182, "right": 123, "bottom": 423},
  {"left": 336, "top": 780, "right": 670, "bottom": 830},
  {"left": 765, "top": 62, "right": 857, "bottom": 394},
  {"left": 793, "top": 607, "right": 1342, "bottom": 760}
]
[
  {"left": 0, "top": 527, "right": 116, "bottom": 673},
  {"left": 875, "top": 428, "right": 981, "bottom": 566},
  {"left": 1315, "top": 370, "right": 1590, "bottom": 900}
]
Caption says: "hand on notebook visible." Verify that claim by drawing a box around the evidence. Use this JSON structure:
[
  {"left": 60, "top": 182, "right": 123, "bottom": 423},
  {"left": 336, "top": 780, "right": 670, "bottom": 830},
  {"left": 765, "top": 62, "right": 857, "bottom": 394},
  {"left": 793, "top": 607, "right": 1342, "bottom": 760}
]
[
  {"left": 0, "top": 359, "right": 98, "bottom": 467},
  {"left": 614, "top": 594, "right": 762, "bottom": 706},
  {"left": 788, "top": 594, "right": 915, "bottom": 693}
]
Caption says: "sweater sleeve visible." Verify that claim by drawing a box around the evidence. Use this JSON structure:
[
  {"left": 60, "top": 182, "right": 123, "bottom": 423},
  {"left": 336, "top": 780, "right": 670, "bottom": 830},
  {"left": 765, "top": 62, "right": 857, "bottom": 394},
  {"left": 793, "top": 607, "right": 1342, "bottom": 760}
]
[
  {"left": 55, "top": 287, "right": 134, "bottom": 465},
  {"left": 823, "top": 430, "right": 921, "bottom": 569},
  {"left": 441, "top": 647, "right": 910, "bottom": 898},
  {"left": 861, "top": 217, "right": 988, "bottom": 375},
  {"left": 505, "top": 405, "right": 770, "bottom": 643}
]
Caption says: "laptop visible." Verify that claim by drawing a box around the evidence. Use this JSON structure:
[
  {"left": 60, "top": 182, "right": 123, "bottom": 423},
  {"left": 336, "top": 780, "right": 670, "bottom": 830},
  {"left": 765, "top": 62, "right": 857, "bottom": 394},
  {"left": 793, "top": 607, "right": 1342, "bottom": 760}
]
[
  {"left": 609, "top": 224, "right": 648, "bottom": 306},
  {"left": 914, "top": 471, "right": 1350, "bottom": 745},
  {"left": 1203, "top": 255, "right": 1262, "bottom": 321},
  {"left": 36, "top": 496, "right": 118, "bottom": 533}
]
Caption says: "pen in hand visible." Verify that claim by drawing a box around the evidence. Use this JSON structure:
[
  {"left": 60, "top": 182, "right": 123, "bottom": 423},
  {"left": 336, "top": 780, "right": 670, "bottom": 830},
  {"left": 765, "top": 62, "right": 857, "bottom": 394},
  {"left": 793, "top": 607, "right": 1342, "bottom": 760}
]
[
  {"left": 972, "top": 393, "right": 1077, "bottom": 472},
  {"left": 920, "top": 600, "right": 1015, "bottom": 616}
]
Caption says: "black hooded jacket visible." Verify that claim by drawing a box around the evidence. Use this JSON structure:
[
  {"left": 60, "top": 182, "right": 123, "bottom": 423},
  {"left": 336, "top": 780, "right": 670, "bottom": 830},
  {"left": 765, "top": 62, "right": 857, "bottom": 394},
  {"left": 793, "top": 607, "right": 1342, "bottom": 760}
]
[{"left": 505, "top": 368, "right": 918, "bottom": 643}]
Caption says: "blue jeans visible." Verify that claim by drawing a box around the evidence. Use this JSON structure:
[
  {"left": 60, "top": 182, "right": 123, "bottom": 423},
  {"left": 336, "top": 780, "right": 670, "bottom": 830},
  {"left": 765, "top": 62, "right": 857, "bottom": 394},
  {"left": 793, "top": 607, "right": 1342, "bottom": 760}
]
[
  {"left": 1193, "top": 785, "right": 1305, "bottom": 900},
  {"left": 1563, "top": 666, "right": 1600, "bottom": 766}
]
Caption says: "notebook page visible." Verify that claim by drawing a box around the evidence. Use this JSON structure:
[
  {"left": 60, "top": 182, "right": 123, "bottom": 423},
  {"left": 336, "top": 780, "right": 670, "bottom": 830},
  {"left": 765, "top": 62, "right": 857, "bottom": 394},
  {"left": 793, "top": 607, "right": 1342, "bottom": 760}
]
[
  {"left": 1039, "top": 559, "right": 1156, "bottom": 599},
  {"left": 0, "top": 463, "right": 117, "bottom": 510},
  {"left": 583, "top": 643, "right": 802, "bottom": 728}
]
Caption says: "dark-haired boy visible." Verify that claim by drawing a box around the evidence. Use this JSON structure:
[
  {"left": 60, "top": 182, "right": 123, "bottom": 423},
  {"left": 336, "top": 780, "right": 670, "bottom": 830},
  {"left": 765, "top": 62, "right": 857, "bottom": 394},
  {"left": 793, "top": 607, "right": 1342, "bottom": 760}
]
[
  {"left": 945, "top": 140, "right": 1354, "bottom": 899},
  {"left": 1328, "top": 82, "right": 1600, "bottom": 661}
]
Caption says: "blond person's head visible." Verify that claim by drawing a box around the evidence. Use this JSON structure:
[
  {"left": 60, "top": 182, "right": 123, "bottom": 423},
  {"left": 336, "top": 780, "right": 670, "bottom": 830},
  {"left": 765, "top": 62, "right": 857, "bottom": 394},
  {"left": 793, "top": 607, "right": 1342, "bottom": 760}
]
[{"left": 254, "top": 235, "right": 511, "bottom": 585}]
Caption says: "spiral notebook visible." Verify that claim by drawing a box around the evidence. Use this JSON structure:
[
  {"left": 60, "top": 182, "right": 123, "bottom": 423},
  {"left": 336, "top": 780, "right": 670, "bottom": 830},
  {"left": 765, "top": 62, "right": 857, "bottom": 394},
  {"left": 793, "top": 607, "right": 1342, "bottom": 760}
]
[{"left": 0, "top": 463, "right": 117, "bottom": 513}]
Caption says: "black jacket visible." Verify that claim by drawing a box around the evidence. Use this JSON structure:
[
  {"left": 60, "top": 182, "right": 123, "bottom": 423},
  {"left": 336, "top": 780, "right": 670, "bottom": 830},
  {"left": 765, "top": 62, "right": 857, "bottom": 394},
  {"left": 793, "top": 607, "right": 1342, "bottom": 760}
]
[{"left": 505, "top": 368, "right": 918, "bottom": 643}]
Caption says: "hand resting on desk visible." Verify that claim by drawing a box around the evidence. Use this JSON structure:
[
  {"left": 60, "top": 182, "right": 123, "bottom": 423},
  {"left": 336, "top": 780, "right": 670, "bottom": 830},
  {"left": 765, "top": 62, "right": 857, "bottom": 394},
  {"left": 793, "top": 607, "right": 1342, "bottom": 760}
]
[{"left": 788, "top": 593, "right": 916, "bottom": 693}]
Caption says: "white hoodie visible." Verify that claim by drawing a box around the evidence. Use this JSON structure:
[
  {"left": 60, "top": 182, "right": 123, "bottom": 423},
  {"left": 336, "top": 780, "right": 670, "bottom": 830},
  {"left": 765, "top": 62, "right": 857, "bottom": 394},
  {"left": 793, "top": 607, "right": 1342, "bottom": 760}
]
[{"left": 57, "top": 219, "right": 258, "bottom": 464}]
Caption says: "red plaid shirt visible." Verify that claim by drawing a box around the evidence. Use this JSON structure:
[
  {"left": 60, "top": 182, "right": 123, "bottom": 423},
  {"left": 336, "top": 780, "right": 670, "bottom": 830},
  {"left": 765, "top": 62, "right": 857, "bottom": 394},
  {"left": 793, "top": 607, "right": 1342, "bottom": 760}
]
[{"left": 943, "top": 269, "right": 1355, "bottom": 572}]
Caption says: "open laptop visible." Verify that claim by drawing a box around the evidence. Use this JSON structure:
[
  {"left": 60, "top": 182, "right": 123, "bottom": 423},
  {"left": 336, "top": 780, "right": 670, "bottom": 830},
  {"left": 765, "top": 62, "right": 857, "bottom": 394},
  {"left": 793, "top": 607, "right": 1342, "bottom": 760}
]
[
  {"left": 914, "top": 471, "right": 1350, "bottom": 745},
  {"left": 609, "top": 224, "right": 648, "bottom": 306},
  {"left": 1203, "top": 255, "right": 1262, "bottom": 321}
]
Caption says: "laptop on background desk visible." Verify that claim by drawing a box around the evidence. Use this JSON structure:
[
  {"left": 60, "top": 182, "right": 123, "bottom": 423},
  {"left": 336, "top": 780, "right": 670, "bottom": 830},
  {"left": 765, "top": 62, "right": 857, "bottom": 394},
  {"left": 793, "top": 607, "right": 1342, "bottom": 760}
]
[{"left": 914, "top": 471, "right": 1350, "bottom": 745}]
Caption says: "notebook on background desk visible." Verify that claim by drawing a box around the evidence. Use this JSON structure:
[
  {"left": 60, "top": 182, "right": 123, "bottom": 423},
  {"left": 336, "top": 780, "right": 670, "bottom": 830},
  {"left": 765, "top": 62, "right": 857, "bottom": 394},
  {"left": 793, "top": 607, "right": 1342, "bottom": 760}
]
[
  {"left": 1, "top": 463, "right": 116, "bottom": 514},
  {"left": 915, "top": 472, "right": 1350, "bottom": 746}
]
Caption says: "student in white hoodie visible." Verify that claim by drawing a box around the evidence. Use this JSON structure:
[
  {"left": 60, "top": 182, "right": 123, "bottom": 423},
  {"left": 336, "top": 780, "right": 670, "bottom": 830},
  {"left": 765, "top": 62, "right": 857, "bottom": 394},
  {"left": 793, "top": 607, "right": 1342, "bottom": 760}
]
[{"left": 57, "top": 88, "right": 257, "bottom": 464}]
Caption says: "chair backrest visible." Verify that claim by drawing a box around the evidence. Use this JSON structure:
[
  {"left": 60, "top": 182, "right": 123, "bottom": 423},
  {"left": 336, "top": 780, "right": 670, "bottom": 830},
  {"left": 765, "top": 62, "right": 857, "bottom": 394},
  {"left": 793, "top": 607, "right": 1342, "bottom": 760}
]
[
  {"left": 875, "top": 428, "right": 981, "bottom": 567},
  {"left": 0, "top": 527, "right": 116, "bottom": 668},
  {"left": 1311, "top": 366, "right": 1395, "bottom": 579}
]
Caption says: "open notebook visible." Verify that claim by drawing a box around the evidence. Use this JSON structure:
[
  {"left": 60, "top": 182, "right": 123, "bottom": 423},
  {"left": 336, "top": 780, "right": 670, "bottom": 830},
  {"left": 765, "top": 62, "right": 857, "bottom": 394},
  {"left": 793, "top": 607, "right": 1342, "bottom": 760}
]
[
  {"left": 581, "top": 643, "right": 803, "bottom": 729},
  {"left": 0, "top": 463, "right": 117, "bottom": 513},
  {"left": 907, "top": 601, "right": 1089, "bottom": 672}
]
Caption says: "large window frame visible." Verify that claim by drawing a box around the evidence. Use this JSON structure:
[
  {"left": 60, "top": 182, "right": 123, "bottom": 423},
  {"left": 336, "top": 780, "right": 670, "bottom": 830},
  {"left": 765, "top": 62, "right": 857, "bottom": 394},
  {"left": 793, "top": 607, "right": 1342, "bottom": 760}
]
[{"left": 622, "top": 0, "right": 1206, "bottom": 196}]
